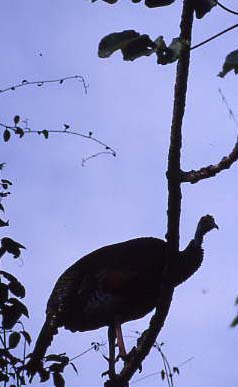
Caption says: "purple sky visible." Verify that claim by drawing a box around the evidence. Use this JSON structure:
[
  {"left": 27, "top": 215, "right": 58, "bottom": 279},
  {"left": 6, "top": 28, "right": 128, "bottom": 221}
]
[{"left": 1, "top": 1, "right": 238, "bottom": 386}]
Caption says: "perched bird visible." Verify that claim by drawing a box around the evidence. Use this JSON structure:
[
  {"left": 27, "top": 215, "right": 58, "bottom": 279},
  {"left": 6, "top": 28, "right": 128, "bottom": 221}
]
[{"left": 26, "top": 215, "right": 217, "bottom": 377}]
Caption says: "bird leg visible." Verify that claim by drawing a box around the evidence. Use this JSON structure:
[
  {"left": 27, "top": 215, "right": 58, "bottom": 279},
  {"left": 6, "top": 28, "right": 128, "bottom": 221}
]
[
  {"left": 115, "top": 322, "right": 127, "bottom": 360},
  {"left": 108, "top": 325, "right": 116, "bottom": 379}
]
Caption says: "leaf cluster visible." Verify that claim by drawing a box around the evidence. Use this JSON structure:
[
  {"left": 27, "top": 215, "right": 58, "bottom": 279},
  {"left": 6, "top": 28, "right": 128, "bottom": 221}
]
[
  {"left": 98, "top": 30, "right": 187, "bottom": 64},
  {"left": 92, "top": 0, "right": 216, "bottom": 18},
  {"left": 30, "top": 353, "right": 78, "bottom": 387},
  {"left": 0, "top": 269, "right": 31, "bottom": 386}
]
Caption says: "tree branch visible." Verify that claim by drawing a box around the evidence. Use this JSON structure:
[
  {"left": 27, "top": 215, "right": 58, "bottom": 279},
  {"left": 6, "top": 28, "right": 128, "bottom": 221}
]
[
  {"left": 104, "top": 1, "right": 195, "bottom": 386},
  {"left": 190, "top": 24, "right": 238, "bottom": 51},
  {"left": 216, "top": 1, "right": 238, "bottom": 16},
  {"left": 0, "top": 75, "right": 88, "bottom": 95},
  {"left": 166, "top": 0, "right": 194, "bottom": 249},
  {"left": 181, "top": 137, "right": 238, "bottom": 184},
  {"left": 0, "top": 122, "right": 116, "bottom": 166}
]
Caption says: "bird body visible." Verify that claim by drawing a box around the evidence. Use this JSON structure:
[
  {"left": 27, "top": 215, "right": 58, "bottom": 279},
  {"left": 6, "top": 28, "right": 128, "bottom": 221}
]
[
  {"left": 47, "top": 237, "right": 168, "bottom": 333},
  {"left": 27, "top": 215, "right": 218, "bottom": 377}
]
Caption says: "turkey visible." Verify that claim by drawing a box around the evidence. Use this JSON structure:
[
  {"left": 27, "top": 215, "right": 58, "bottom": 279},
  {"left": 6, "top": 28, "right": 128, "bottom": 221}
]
[{"left": 26, "top": 215, "right": 217, "bottom": 378}]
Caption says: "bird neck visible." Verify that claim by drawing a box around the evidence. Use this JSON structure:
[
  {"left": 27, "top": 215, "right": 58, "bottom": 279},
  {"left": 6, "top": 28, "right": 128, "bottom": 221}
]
[
  {"left": 194, "top": 229, "right": 204, "bottom": 248},
  {"left": 172, "top": 240, "right": 204, "bottom": 287}
]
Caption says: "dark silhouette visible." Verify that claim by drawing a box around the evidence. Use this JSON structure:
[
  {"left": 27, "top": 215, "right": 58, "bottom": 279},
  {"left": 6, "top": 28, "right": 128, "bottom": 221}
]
[{"left": 26, "top": 215, "right": 217, "bottom": 379}]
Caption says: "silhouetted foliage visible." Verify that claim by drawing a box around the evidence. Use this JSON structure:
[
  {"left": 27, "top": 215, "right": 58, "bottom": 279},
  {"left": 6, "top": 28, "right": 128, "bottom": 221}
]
[{"left": 1, "top": 0, "right": 238, "bottom": 386}]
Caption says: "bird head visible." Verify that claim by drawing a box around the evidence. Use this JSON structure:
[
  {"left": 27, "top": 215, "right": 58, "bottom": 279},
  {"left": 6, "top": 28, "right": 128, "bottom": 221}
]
[{"left": 194, "top": 214, "right": 218, "bottom": 247}]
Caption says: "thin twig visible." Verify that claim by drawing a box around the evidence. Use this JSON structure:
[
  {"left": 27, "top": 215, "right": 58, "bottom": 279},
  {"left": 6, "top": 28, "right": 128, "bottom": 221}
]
[
  {"left": 0, "top": 122, "right": 116, "bottom": 165},
  {"left": 0, "top": 75, "right": 88, "bottom": 95},
  {"left": 131, "top": 357, "right": 194, "bottom": 384},
  {"left": 69, "top": 341, "right": 105, "bottom": 362},
  {"left": 218, "top": 88, "right": 238, "bottom": 128},
  {"left": 69, "top": 346, "right": 95, "bottom": 362},
  {"left": 82, "top": 151, "right": 115, "bottom": 166},
  {"left": 216, "top": 1, "right": 238, "bottom": 15},
  {"left": 154, "top": 343, "right": 173, "bottom": 387},
  {"left": 3, "top": 328, "right": 8, "bottom": 387},
  {"left": 190, "top": 24, "right": 238, "bottom": 51},
  {"left": 181, "top": 89, "right": 238, "bottom": 184}
]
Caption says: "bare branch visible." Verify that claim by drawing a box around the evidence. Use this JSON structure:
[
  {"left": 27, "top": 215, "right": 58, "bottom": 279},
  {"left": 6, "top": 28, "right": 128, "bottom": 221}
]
[
  {"left": 0, "top": 122, "right": 116, "bottom": 166},
  {"left": 104, "top": 2, "right": 195, "bottom": 386},
  {"left": 218, "top": 88, "right": 238, "bottom": 128},
  {"left": 0, "top": 75, "right": 88, "bottom": 95},
  {"left": 191, "top": 24, "right": 238, "bottom": 51},
  {"left": 216, "top": 1, "right": 238, "bottom": 16},
  {"left": 82, "top": 151, "right": 116, "bottom": 166},
  {"left": 181, "top": 138, "right": 238, "bottom": 183},
  {"left": 166, "top": 0, "right": 194, "bottom": 249},
  {"left": 117, "top": 286, "right": 174, "bottom": 386},
  {"left": 181, "top": 88, "right": 238, "bottom": 183}
]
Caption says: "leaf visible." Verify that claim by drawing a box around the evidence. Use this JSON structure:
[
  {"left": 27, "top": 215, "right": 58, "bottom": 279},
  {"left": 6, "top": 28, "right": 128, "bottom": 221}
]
[
  {"left": 42, "top": 130, "right": 49, "bottom": 139},
  {"left": 59, "top": 80, "right": 64, "bottom": 84},
  {"left": 49, "top": 363, "right": 65, "bottom": 373},
  {"left": 0, "top": 163, "right": 6, "bottom": 170},
  {"left": 70, "top": 362, "right": 78, "bottom": 375},
  {"left": 99, "top": 30, "right": 156, "bottom": 62},
  {"left": 1, "top": 237, "right": 26, "bottom": 258},
  {"left": 3, "top": 129, "right": 11, "bottom": 142},
  {"left": 230, "top": 315, "right": 238, "bottom": 327},
  {"left": 1, "top": 305, "right": 22, "bottom": 329},
  {"left": 0, "top": 349, "right": 20, "bottom": 365},
  {"left": 0, "top": 372, "right": 9, "bottom": 382},
  {"left": 0, "top": 283, "right": 9, "bottom": 304},
  {"left": 13, "top": 115, "right": 20, "bottom": 125},
  {"left": 0, "top": 270, "right": 19, "bottom": 283},
  {"left": 22, "top": 80, "right": 28, "bottom": 84},
  {"left": 9, "top": 332, "right": 21, "bottom": 349},
  {"left": 98, "top": 30, "right": 141, "bottom": 58},
  {"left": 20, "top": 330, "right": 32, "bottom": 345},
  {"left": 9, "top": 279, "right": 26, "bottom": 298},
  {"left": 0, "top": 219, "right": 9, "bottom": 227},
  {"left": 45, "top": 354, "right": 65, "bottom": 363},
  {"left": 15, "top": 127, "right": 25, "bottom": 138},
  {"left": 192, "top": 0, "right": 216, "bottom": 19},
  {"left": 0, "top": 192, "right": 10, "bottom": 198},
  {"left": 161, "top": 369, "right": 165, "bottom": 380},
  {"left": 1, "top": 179, "right": 12, "bottom": 185},
  {"left": 157, "top": 37, "right": 186, "bottom": 65},
  {"left": 173, "top": 366, "right": 180, "bottom": 374},
  {"left": 64, "top": 124, "right": 70, "bottom": 130},
  {"left": 53, "top": 372, "right": 65, "bottom": 387},
  {"left": 0, "top": 357, "right": 8, "bottom": 368},
  {"left": 218, "top": 50, "right": 238, "bottom": 78},
  {"left": 122, "top": 35, "right": 156, "bottom": 61},
  {"left": 39, "top": 368, "right": 50, "bottom": 382},
  {"left": 145, "top": 0, "right": 175, "bottom": 7},
  {"left": 8, "top": 298, "right": 29, "bottom": 318}
]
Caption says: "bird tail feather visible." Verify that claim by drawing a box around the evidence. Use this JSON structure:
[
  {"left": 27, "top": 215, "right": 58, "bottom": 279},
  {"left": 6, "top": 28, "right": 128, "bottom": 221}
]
[{"left": 25, "top": 318, "right": 58, "bottom": 381}]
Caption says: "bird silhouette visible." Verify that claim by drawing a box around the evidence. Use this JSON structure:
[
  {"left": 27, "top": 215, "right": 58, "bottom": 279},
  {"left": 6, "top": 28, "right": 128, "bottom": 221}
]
[{"left": 26, "top": 215, "right": 217, "bottom": 378}]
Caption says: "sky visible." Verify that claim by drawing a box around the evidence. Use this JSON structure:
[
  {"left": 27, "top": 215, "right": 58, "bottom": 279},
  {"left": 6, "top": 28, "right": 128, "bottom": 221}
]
[{"left": 0, "top": 1, "right": 238, "bottom": 386}]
